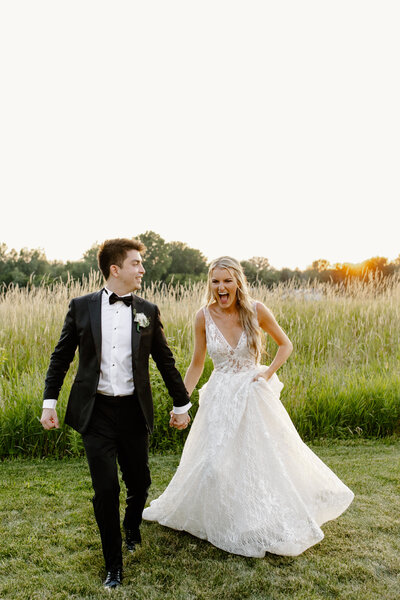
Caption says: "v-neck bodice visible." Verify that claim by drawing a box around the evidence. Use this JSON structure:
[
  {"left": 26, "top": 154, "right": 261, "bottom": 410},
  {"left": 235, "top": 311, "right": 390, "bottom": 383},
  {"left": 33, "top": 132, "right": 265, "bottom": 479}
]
[{"left": 203, "top": 307, "right": 257, "bottom": 373}]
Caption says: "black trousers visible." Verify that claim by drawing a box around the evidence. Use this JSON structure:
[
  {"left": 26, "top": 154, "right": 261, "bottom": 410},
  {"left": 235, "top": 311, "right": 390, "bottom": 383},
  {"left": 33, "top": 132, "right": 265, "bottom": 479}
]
[{"left": 82, "top": 392, "right": 151, "bottom": 570}]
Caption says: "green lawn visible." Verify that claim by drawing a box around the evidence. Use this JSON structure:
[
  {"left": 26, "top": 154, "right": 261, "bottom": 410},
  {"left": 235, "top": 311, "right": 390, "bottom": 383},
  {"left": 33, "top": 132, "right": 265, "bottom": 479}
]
[{"left": 0, "top": 441, "right": 399, "bottom": 600}]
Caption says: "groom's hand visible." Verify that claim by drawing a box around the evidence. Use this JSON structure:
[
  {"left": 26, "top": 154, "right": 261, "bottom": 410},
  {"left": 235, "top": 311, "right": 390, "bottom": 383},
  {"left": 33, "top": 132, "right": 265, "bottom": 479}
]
[
  {"left": 169, "top": 411, "right": 190, "bottom": 430},
  {"left": 40, "top": 408, "right": 60, "bottom": 430}
]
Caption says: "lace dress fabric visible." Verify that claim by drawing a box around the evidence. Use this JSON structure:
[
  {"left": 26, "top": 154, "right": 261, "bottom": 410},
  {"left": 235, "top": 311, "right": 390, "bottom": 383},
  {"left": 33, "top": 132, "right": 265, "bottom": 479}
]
[{"left": 143, "top": 306, "right": 354, "bottom": 557}]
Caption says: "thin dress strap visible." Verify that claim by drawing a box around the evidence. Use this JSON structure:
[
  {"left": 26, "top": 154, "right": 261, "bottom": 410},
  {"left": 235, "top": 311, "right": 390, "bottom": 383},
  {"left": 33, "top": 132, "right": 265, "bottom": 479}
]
[{"left": 202, "top": 305, "right": 211, "bottom": 324}]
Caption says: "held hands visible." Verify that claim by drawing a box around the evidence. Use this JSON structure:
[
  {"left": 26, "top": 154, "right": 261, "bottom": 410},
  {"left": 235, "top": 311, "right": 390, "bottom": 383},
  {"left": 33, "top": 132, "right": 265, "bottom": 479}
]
[
  {"left": 169, "top": 411, "right": 190, "bottom": 430},
  {"left": 41, "top": 407, "right": 190, "bottom": 430},
  {"left": 40, "top": 408, "right": 60, "bottom": 430}
]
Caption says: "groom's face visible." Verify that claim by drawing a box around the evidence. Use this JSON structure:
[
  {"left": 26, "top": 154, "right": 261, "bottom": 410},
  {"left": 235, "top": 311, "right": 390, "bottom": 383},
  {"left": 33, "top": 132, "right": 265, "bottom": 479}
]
[{"left": 114, "top": 249, "right": 145, "bottom": 292}]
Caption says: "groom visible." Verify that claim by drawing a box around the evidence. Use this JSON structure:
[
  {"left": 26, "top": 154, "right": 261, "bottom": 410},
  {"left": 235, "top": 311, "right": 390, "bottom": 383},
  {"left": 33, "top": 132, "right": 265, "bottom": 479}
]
[{"left": 40, "top": 238, "right": 191, "bottom": 589}]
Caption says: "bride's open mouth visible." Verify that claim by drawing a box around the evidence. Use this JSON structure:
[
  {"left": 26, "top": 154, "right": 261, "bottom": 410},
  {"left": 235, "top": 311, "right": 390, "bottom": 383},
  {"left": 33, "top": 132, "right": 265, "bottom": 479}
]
[{"left": 218, "top": 292, "right": 229, "bottom": 305}]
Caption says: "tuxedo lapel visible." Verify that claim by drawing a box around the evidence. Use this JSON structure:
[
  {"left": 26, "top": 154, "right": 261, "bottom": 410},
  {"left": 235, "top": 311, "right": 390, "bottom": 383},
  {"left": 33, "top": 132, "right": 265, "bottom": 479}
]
[
  {"left": 131, "top": 295, "right": 144, "bottom": 360},
  {"left": 89, "top": 290, "right": 103, "bottom": 365}
]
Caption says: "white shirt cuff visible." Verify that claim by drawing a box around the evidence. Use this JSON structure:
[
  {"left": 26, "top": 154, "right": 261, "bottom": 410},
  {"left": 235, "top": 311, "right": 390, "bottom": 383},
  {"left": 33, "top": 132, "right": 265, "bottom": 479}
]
[
  {"left": 172, "top": 402, "right": 192, "bottom": 414},
  {"left": 43, "top": 399, "right": 57, "bottom": 409}
]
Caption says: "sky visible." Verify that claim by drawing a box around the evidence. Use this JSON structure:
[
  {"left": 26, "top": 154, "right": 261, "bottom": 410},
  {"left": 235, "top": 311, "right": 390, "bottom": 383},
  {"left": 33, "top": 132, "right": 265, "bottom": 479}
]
[{"left": 1, "top": 1, "right": 399, "bottom": 270}]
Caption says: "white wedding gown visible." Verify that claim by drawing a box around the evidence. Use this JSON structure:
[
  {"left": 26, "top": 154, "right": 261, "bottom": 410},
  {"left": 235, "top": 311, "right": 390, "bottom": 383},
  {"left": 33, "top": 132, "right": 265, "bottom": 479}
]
[{"left": 143, "top": 307, "right": 354, "bottom": 557}]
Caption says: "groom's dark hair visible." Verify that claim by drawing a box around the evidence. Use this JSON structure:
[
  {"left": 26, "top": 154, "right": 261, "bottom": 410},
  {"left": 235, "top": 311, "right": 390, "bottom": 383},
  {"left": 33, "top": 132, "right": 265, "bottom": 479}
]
[{"left": 98, "top": 238, "right": 146, "bottom": 279}]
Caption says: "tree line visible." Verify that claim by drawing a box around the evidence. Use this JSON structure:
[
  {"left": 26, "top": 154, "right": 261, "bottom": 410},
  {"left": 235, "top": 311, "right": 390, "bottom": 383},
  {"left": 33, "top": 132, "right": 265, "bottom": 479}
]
[{"left": 1, "top": 231, "right": 399, "bottom": 288}]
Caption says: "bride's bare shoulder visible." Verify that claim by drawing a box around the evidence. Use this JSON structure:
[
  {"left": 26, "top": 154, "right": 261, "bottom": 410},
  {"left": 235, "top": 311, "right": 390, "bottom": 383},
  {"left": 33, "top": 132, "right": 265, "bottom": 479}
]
[
  {"left": 194, "top": 307, "right": 206, "bottom": 327},
  {"left": 254, "top": 300, "right": 275, "bottom": 322}
]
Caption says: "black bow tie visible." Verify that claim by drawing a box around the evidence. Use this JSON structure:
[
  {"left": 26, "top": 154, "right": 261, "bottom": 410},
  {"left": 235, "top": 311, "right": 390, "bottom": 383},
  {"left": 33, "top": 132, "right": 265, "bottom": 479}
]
[{"left": 109, "top": 292, "right": 133, "bottom": 307}]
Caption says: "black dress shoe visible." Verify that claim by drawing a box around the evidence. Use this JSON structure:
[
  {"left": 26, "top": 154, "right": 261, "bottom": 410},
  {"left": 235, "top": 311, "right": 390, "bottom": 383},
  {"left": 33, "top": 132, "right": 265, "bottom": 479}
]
[
  {"left": 103, "top": 568, "right": 122, "bottom": 589},
  {"left": 125, "top": 528, "right": 141, "bottom": 552}
]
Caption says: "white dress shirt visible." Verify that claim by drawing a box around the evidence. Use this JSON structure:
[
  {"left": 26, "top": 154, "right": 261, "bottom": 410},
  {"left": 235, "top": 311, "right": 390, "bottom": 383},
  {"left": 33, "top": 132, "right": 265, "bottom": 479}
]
[
  {"left": 97, "top": 287, "right": 135, "bottom": 396},
  {"left": 43, "top": 287, "right": 191, "bottom": 414}
]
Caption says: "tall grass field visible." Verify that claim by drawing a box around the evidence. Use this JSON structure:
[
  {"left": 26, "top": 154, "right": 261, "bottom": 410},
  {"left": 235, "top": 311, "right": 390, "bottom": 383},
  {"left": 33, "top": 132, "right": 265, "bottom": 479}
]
[{"left": 0, "top": 274, "right": 399, "bottom": 458}]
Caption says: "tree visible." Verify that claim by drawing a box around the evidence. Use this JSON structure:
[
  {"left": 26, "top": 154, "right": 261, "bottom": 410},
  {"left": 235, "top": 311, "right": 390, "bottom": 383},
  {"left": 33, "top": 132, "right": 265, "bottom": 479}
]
[
  {"left": 279, "top": 268, "right": 299, "bottom": 283},
  {"left": 82, "top": 243, "right": 101, "bottom": 272},
  {"left": 166, "top": 242, "right": 208, "bottom": 276},
  {"left": 310, "top": 259, "right": 331, "bottom": 272},
  {"left": 136, "top": 231, "right": 172, "bottom": 282},
  {"left": 362, "top": 256, "right": 393, "bottom": 277},
  {"left": 241, "top": 256, "right": 277, "bottom": 286},
  {"left": 0, "top": 243, "right": 7, "bottom": 262},
  {"left": 0, "top": 246, "right": 50, "bottom": 285},
  {"left": 17, "top": 248, "right": 49, "bottom": 280},
  {"left": 247, "top": 257, "right": 271, "bottom": 271},
  {"left": 240, "top": 260, "right": 258, "bottom": 284}
]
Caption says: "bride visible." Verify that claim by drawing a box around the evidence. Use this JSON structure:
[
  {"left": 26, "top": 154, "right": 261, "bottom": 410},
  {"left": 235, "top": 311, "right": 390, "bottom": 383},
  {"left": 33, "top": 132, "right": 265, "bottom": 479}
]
[{"left": 143, "top": 256, "right": 354, "bottom": 557}]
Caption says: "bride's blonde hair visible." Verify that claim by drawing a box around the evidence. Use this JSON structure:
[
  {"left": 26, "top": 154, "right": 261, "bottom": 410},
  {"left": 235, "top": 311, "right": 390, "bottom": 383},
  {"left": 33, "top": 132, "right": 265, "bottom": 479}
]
[{"left": 206, "top": 256, "right": 263, "bottom": 361}]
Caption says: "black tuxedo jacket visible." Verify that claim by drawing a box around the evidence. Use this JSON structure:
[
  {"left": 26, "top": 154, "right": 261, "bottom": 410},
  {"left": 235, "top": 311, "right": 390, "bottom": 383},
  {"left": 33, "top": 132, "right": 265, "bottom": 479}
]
[{"left": 43, "top": 290, "right": 190, "bottom": 434}]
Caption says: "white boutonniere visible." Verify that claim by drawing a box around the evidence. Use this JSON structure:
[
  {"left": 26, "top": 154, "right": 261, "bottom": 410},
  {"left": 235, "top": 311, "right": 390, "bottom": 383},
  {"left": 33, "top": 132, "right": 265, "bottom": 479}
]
[{"left": 133, "top": 310, "right": 150, "bottom": 331}]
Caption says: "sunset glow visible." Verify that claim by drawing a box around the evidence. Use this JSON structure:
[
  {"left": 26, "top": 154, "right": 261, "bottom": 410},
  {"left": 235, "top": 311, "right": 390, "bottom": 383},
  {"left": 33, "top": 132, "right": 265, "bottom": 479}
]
[{"left": 1, "top": 1, "right": 399, "bottom": 270}]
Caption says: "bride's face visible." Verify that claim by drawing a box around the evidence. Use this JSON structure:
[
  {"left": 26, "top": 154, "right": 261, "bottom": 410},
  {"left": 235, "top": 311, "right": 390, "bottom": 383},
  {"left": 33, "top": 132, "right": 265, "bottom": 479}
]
[{"left": 210, "top": 268, "right": 239, "bottom": 309}]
